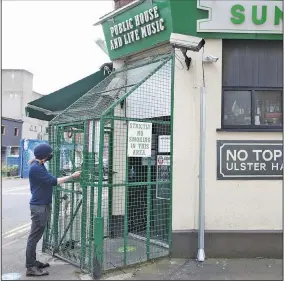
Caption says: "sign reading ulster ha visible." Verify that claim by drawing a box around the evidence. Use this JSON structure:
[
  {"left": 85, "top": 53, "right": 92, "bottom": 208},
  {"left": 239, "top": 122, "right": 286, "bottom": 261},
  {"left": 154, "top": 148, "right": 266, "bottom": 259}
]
[{"left": 217, "top": 140, "right": 283, "bottom": 180}]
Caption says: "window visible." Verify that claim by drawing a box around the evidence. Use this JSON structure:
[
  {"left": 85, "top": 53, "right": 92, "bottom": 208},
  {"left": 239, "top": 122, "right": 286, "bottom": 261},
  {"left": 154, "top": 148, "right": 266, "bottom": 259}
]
[
  {"left": 222, "top": 89, "right": 283, "bottom": 128},
  {"left": 2, "top": 125, "right": 6, "bottom": 135},
  {"left": 11, "top": 147, "right": 19, "bottom": 155},
  {"left": 222, "top": 40, "right": 282, "bottom": 130},
  {"left": 45, "top": 127, "right": 49, "bottom": 134},
  {"left": 14, "top": 127, "right": 19, "bottom": 136},
  {"left": 9, "top": 93, "right": 17, "bottom": 99}
]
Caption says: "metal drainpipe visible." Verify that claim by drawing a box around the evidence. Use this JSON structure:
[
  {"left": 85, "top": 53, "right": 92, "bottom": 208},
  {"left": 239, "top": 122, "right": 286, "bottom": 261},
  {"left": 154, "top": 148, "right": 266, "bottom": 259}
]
[{"left": 197, "top": 86, "right": 206, "bottom": 262}]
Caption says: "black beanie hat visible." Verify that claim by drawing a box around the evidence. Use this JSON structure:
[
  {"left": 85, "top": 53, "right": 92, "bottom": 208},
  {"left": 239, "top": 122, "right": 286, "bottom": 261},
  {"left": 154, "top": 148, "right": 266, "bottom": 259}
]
[{"left": 34, "top": 143, "right": 53, "bottom": 160}]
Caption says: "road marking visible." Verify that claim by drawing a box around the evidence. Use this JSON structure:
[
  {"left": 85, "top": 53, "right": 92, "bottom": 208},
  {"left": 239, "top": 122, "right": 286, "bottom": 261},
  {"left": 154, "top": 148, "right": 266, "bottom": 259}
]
[
  {"left": 3, "top": 186, "right": 29, "bottom": 192},
  {"left": 3, "top": 192, "right": 30, "bottom": 195},
  {"left": 4, "top": 226, "right": 31, "bottom": 238},
  {"left": 3, "top": 223, "right": 31, "bottom": 236},
  {"left": 2, "top": 273, "right": 22, "bottom": 280},
  {"left": 2, "top": 234, "right": 30, "bottom": 248}
]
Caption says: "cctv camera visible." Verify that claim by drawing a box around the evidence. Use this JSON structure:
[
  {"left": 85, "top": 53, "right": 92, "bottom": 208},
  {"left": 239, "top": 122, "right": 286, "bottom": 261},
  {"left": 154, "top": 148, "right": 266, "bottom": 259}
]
[
  {"left": 203, "top": 55, "right": 219, "bottom": 63},
  {"left": 170, "top": 33, "right": 205, "bottom": 52}
]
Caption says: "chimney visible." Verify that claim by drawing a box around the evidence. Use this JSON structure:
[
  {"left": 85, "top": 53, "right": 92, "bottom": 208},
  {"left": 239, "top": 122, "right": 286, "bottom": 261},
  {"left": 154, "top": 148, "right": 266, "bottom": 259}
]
[{"left": 114, "top": 0, "right": 135, "bottom": 10}]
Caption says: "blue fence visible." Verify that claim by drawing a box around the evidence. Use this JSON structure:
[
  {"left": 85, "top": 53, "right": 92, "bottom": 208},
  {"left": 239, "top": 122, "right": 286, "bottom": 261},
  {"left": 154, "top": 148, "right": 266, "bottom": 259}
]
[{"left": 20, "top": 139, "right": 48, "bottom": 178}]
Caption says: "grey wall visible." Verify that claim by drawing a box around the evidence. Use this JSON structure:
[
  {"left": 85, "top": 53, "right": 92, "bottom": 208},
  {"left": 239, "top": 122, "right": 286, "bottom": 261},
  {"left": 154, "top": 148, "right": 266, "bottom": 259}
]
[
  {"left": 2, "top": 69, "right": 33, "bottom": 119},
  {"left": 2, "top": 119, "right": 23, "bottom": 147},
  {"left": 2, "top": 69, "right": 48, "bottom": 140},
  {"left": 222, "top": 40, "right": 283, "bottom": 88}
]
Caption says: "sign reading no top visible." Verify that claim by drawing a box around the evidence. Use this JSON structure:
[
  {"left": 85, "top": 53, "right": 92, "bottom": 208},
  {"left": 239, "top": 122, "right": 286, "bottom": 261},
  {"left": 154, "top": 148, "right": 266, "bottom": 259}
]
[{"left": 217, "top": 140, "right": 283, "bottom": 180}]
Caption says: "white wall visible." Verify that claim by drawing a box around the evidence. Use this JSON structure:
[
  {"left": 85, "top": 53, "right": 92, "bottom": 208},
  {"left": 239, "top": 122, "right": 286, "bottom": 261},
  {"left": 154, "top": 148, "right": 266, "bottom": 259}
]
[
  {"left": 22, "top": 116, "right": 48, "bottom": 140},
  {"left": 172, "top": 39, "right": 282, "bottom": 231}
]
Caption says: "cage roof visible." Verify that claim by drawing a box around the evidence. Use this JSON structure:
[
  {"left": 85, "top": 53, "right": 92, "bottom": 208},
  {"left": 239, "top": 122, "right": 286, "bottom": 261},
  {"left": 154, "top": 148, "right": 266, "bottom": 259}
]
[{"left": 50, "top": 54, "right": 172, "bottom": 125}]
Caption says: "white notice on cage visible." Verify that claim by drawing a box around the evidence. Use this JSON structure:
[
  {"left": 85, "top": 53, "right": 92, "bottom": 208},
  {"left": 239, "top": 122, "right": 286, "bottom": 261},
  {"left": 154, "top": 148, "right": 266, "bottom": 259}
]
[
  {"left": 128, "top": 121, "right": 152, "bottom": 157},
  {"left": 158, "top": 135, "right": 170, "bottom": 153}
]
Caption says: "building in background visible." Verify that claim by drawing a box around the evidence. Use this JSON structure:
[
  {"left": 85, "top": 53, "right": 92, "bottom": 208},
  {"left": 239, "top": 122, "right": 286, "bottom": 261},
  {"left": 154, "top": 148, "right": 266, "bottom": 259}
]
[
  {"left": 1, "top": 117, "right": 23, "bottom": 162},
  {"left": 2, "top": 69, "right": 49, "bottom": 140}
]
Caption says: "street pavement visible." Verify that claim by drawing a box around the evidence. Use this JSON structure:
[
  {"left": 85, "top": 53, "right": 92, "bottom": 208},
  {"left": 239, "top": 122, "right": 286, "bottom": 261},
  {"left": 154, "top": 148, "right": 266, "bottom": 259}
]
[
  {"left": 2, "top": 179, "right": 80, "bottom": 280},
  {"left": 2, "top": 179, "right": 283, "bottom": 280},
  {"left": 102, "top": 258, "right": 283, "bottom": 280}
]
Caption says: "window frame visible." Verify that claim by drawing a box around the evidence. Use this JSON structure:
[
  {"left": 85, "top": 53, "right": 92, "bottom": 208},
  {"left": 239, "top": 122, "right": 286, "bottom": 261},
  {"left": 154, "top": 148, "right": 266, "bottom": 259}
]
[
  {"left": 221, "top": 87, "right": 283, "bottom": 130},
  {"left": 14, "top": 127, "right": 19, "bottom": 136},
  {"left": 1, "top": 125, "right": 6, "bottom": 135}
]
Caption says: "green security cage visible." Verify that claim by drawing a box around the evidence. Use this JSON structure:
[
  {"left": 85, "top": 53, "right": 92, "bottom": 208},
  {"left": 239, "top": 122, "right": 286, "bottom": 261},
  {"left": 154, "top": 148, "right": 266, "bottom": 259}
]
[{"left": 43, "top": 53, "right": 174, "bottom": 274}]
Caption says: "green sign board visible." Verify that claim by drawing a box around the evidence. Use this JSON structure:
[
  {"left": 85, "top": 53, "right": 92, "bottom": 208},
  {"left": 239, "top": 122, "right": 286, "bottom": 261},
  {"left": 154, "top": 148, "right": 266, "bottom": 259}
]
[
  {"left": 101, "top": 0, "right": 172, "bottom": 60},
  {"left": 170, "top": 0, "right": 282, "bottom": 41},
  {"left": 99, "top": 0, "right": 282, "bottom": 60}
]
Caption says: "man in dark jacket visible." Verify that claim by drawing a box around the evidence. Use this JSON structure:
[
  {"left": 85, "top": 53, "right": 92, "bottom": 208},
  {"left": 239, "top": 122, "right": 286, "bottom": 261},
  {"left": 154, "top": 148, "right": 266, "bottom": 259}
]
[{"left": 26, "top": 143, "right": 81, "bottom": 277}]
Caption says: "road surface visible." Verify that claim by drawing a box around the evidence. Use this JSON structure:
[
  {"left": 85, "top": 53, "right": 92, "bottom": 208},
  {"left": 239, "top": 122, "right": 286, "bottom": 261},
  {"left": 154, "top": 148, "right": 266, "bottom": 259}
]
[
  {"left": 1, "top": 178, "right": 99, "bottom": 280},
  {"left": 2, "top": 179, "right": 34, "bottom": 277}
]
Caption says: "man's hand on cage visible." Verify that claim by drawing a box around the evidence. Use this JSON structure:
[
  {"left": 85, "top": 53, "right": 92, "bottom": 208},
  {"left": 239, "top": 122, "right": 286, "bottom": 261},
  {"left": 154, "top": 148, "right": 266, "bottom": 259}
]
[{"left": 72, "top": 171, "right": 81, "bottom": 179}]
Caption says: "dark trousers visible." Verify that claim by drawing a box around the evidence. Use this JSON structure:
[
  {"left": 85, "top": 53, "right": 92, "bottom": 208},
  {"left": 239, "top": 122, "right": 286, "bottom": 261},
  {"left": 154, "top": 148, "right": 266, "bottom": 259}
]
[{"left": 26, "top": 204, "right": 51, "bottom": 268}]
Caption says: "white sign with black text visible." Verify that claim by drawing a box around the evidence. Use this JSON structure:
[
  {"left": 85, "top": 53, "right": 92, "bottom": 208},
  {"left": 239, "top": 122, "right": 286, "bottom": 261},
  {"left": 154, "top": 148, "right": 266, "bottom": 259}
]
[
  {"left": 156, "top": 155, "right": 171, "bottom": 200},
  {"left": 217, "top": 140, "right": 283, "bottom": 180},
  {"left": 127, "top": 121, "right": 152, "bottom": 157},
  {"left": 158, "top": 135, "right": 170, "bottom": 153}
]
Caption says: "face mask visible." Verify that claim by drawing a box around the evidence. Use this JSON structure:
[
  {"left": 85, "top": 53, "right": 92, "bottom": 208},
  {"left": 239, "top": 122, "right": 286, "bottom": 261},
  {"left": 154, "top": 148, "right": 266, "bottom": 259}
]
[{"left": 46, "top": 153, "right": 53, "bottom": 161}]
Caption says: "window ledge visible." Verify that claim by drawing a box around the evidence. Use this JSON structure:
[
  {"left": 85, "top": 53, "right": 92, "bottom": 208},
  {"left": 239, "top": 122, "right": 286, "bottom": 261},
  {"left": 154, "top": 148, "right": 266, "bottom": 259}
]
[{"left": 216, "top": 128, "right": 283, "bottom": 132}]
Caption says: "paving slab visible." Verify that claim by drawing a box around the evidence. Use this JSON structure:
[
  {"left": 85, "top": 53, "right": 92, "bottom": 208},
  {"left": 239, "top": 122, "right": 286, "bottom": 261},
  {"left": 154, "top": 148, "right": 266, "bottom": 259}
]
[{"left": 101, "top": 258, "right": 283, "bottom": 280}]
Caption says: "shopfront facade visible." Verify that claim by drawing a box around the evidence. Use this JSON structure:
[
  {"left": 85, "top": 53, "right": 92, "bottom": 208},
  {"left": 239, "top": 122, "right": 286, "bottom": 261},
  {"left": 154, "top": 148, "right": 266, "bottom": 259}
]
[
  {"left": 96, "top": 0, "right": 283, "bottom": 259},
  {"left": 38, "top": 1, "right": 282, "bottom": 276}
]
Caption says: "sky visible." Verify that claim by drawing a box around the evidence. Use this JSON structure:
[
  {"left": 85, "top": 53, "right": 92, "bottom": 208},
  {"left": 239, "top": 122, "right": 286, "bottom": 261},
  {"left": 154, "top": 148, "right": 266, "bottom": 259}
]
[{"left": 2, "top": 0, "right": 113, "bottom": 95}]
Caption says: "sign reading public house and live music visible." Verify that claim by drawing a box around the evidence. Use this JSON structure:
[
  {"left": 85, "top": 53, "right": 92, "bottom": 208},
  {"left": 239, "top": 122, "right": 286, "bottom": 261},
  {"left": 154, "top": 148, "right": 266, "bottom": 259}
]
[
  {"left": 217, "top": 141, "right": 283, "bottom": 180},
  {"left": 109, "top": 6, "right": 165, "bottom": 50}
]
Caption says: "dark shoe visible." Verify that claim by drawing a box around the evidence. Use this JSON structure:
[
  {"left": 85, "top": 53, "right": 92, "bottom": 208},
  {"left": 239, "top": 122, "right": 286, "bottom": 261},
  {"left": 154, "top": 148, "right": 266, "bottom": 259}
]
[
  {"left": 35, "top": 261, "right": 50, "bottom": 268},
  {"left": 26, "top": 267, "right": 49, "bottom": 277}
]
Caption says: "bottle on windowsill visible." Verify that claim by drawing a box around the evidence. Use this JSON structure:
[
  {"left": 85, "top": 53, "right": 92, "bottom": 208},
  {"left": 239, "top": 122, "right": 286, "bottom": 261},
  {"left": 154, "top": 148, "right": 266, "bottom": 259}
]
[{"left": 255, "top": 100, "right": 261, "bottom": 125}]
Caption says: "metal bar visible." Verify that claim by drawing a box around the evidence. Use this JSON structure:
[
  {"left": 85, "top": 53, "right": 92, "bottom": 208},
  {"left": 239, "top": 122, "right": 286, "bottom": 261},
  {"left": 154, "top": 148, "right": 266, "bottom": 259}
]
[
  {"left": 56, "top": 199, "right": 83, "bottom": 250},
  {"left": 197, "top": 86, "right": 206, "bottom": 262},
  {"left": 124, "top": 121, "right": 129, "bottom": 265},
  {"left": 93, "top": 217, "right": 104, "bottom": 277},
  {"left": 56, "top": 187, "right": 82, "bottom": 194},
  {"left": 169, "top": 54, "right": 175, "bottom": 251},
  {"left": 104, "top": 115, "right": 170, "bottom": 125},
  {"left": 85, "top": 83, "right": 136, "bottom": 97},
  {"left": 57, "top": 121, "right": 84, "bottom": 128},
  {"left": 80, "top": 121, "right": 88, "bottom": 269},
  {"left": 69, "top": 132, "right": 76, "bottom": 252},
  {"left": 146, "top": 157, "right": 151, "bottom": 260},
  {"left": 88, "top": 121, "right": 96, "bottom": 269},
  {"left": 53, "top": 126, "right": 61, "bottom": 253},
  {"left": 108, "top": 112, "right": 114, "bottom": 236},
  {"left": 74, "top": 181, "right": 171, "bottom": 188},
  {"left": 97, "top": 117, "right": 105, "bottom": 217}
]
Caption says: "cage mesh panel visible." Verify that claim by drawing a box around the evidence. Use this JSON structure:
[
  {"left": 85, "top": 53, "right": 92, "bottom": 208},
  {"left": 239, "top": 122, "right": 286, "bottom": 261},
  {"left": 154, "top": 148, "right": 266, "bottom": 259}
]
[
  {"left": 50, "top": 57, "right": 168, "bottom": 125},
  {"left": 43, "top": 55, "right": 173, "bottom": 274}
]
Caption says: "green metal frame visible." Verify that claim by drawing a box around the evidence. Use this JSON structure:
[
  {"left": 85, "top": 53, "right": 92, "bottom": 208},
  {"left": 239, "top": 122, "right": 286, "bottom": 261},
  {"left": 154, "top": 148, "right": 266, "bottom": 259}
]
[
  {"left": 169, "top": 54, "right": 175, "bottom": 252},
  {"left": 44, "top": 53, "right": 174, "bottom": 274}
]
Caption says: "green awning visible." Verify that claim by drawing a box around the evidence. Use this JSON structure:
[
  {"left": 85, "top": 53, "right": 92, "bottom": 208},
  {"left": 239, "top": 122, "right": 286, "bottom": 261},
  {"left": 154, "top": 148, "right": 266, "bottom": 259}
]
[{"left": 26, "top": 64, "right": 112, "bottom": 121}]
